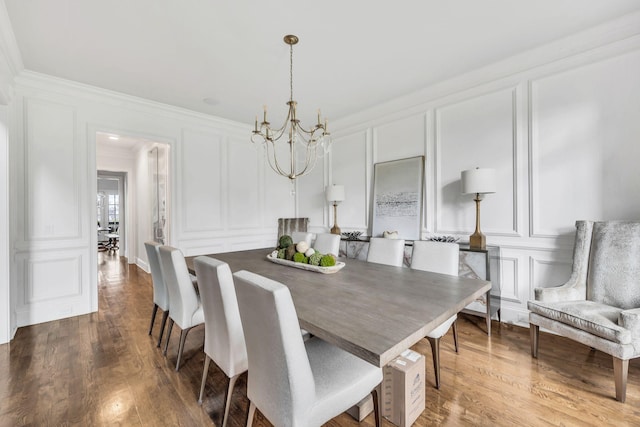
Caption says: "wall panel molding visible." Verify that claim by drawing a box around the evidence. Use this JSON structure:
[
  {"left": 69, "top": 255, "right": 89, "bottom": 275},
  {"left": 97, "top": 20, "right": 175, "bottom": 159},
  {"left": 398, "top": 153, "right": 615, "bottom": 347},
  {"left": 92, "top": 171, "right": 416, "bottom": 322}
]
[
  {"left": 497, "top": 256, "right": 520, "bottom": 304},
  {"left": 329, "top": 129, "right": 370, "bottom": 231},
  {"left": 24, "top": 97, "right": 81, "bottom": 241},
  {"left": 180, "top": 128, "right": 224, "bottom": 233},
  {"left": 226, "top": 135, "right": 262, "bottom": 231},
  {"left": 15, "top": 248, "right": 90, "bottom": 327},
  {"left": 529, "top": 256, "right": 573, "bottom": 296},
  {"left": 434, "top": 86, "right": 520, "bottom": 237},
  {"left": 528, "top": 47, "right": 640, "bottom": 237}
]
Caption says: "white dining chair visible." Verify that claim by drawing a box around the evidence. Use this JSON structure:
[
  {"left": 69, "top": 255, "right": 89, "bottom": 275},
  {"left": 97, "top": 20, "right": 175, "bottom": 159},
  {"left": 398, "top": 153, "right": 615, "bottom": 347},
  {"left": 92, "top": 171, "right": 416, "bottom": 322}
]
[
  {"left": 144, "top": 241, "right": 170, "bottom": 348},
  {"left": 410, "top": 240, "right": 460, "bottom": 389},
  {"left": 233, "top": 270, "right": 383, "bottom": 427},
  {"left": 159, "top": 245, "right": 205, "bottom": 371},
  {"left": 193, "top": 257, "right": 248, "bottom": 427},
  {"left": 291, "top": 231, "right": 313, "bottom": 247},
  {"left": 366, "top": 237, "right": 405, "bottom": 267},
  {"left": 313, "top": 232, "right": 341, "bottom": 256}
]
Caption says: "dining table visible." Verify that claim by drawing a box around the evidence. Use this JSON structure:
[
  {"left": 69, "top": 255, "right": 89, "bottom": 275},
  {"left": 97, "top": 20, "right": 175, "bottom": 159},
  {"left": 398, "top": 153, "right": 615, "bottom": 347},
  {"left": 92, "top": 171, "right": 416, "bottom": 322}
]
[{"left": 186, "top": 248, "right": 491, "bottom": 368}]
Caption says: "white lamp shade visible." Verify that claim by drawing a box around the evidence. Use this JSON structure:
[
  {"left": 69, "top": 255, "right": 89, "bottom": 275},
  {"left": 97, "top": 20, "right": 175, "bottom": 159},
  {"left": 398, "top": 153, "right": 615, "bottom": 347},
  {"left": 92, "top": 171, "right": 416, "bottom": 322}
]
[
  {"left": 326, "top": 184, "right": 345, "bottom": 202},
  {"left": 461, "top": 168, "right": 497, "bottom": 194}
]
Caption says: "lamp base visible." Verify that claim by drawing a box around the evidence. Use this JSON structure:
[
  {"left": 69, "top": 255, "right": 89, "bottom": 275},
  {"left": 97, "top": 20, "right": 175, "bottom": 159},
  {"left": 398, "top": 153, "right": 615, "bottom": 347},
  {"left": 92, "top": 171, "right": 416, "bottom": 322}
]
[
  {"left": 331, "top": 224, "right": 341, "bottom": 235},
  {"left": 469, "top": 231, "right": 486, "bottom": 250}
]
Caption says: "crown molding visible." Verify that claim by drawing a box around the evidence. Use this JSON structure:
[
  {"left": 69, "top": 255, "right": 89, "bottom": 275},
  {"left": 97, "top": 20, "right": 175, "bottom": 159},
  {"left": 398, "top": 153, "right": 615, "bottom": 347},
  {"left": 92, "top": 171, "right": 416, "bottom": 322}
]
[
  {"left": 13, "top": 70, "right": 252, "bottom": 134},
  {"left": 333, "top": 10, "right": 640, "bottom": 133},
  {"left": 0, "top": 1, "right": 24, "bottom": 105}
]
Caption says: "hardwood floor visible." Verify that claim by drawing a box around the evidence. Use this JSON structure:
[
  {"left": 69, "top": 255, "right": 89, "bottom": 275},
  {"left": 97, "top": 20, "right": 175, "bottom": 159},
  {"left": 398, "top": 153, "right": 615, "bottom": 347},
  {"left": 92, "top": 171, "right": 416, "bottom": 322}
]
[{"left": 1, "top": 252, "right": 639, "bottom": 426}]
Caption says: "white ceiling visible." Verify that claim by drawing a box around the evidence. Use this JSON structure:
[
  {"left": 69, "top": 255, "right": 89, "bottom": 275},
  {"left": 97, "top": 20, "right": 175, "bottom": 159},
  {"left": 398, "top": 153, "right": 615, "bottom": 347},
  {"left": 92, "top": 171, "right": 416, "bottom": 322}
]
[{"left": 5, "top": 1, "right": 640, "bottom": 127}]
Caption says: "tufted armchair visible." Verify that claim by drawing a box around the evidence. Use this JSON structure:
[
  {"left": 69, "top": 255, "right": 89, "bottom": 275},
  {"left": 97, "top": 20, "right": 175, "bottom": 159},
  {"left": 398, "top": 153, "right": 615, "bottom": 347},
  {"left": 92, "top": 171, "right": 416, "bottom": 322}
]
[{"left": 528, "top": 220, "right": 640, "bottom": 402}]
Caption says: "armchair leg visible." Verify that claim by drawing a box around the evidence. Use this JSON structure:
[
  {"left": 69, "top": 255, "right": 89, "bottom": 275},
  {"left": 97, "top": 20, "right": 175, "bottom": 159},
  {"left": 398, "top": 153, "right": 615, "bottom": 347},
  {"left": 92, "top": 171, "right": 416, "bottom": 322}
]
[
  {"left": 530, "top": 324, "right": 539, "bottom": 358},
  {"left": 427, "top": 336, "right": 441, "bottom": 389},
  {"left": 613, "top": 357, "right": 628, "bottom": 403}
]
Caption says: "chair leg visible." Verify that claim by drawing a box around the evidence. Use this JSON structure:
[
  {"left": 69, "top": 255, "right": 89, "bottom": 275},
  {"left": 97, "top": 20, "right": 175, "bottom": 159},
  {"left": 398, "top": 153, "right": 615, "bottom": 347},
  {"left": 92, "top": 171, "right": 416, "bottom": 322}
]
[
  {"left": 157, "top": 310, "right": 169, "bottom": 348},
  {"left": 221, "top": 374, "right": 241, "bottom": 427},
  {"left": 452, "top": 321, "right": 459, "bottom": 353},
  {"left": 427, "top": 336, "right": 441, "bottom": 389},
  {"left": 175, "top": 326, "right": 194, "bottom": 371},
  {"left": 613, "top": 357, "right": 628, "bottom": 403},
  {"left": 371, "top": 387, "right": 381, "bottom": 427},
  {"left": 198, "top": 355, "right": 212, "bottom": 404},
  {"left": 148, "top": 304, "right": 158, "bottom": 335},
  {"left": 530, "top": 324, "right": 539, "bottom": 358},
  {"left": 246, "top": 401, "right": 256, "bottom": 427},
  {"left": 163, "top": 319, "right": 174, "bottom": 356}
]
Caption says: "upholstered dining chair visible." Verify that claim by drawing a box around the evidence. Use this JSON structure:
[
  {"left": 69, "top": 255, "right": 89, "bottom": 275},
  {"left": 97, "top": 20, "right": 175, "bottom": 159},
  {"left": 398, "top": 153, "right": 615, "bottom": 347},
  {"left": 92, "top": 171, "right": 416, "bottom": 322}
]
[
  {"left": 410, "top": 240, "right": 460, "bottom": 389},
  {"left": 158, "top": 246, "right": 204, "bottom": 371},
  {"left": 144, "top": 241, "right": 170, "bottom": 348},
  {"left": 193, "top": 257, "right": 248, "bottom": 427},
  {"left": 313, "top": 232, "right": 341, "bottom": 256},
  {"left": 291, "top": 231, "right": 313, "bottom": 247},
  {"left": 366, "top": 237, "right": 405, "bottom": 267},
  {"left": 528, "top": 220, "right": 640, "bottom": 402},
  {"left": 233, "top": 270, "right": 383, "bottom": 427},
  {"left": 277, "top": 217, "right": 309, "bottom": 244}
]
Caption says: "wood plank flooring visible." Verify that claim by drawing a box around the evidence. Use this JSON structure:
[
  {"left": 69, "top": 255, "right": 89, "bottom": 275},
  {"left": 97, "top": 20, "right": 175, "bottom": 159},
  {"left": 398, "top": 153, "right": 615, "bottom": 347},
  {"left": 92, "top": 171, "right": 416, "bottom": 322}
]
[{"left": 1, "top": 251, "right": 639, "bottom": 426}]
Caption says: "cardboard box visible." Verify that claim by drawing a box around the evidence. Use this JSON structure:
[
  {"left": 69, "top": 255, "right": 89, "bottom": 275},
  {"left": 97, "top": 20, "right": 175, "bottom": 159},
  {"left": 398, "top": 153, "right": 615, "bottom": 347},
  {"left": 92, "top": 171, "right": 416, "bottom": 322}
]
[
  {"left": 382, "top": 349, "right": 425, "bottom": 427},
  {"left": 346, "top": 394, "right": 374, "bottom": 421}
]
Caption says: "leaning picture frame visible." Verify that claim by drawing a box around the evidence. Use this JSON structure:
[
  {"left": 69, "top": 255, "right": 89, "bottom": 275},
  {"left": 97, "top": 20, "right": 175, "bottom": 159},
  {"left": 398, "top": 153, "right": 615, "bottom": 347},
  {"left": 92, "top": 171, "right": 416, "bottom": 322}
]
[{"left": 371, "top": 156, "right": 424, "bottom": 240}]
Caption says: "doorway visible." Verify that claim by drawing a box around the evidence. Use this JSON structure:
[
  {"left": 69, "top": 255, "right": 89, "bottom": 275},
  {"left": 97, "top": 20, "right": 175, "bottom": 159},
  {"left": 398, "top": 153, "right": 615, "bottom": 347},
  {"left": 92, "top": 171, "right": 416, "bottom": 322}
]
[
  {"left": 95, "top": 131, "right": 171, "bottom": 268},
  {"left": 97, "top": 172, "right": 126, "bottom": 255}
]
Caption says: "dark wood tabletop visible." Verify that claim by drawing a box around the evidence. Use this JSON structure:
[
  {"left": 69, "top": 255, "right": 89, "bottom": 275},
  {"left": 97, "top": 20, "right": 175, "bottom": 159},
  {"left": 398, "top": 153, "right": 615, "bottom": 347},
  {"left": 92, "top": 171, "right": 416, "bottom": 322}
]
[{"left": 186, "top": 248, "right": 490, "bottom": 367}]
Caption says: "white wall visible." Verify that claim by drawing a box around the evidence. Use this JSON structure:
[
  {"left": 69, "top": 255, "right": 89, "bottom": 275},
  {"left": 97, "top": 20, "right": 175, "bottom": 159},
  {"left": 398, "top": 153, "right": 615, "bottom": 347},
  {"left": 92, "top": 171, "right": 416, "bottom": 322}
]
[
  {"left": 300, "top": 15, "right": 640, "bottom": 326},
  {"left": 6, "top": 72, "right": 295, "bottom": 331}
]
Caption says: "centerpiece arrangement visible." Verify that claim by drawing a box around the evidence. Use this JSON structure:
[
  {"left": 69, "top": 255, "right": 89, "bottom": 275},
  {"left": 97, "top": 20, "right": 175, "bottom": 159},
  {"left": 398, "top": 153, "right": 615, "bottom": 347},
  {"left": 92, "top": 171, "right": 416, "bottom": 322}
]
[{"left": 267, "top": 235, "right": 345, "bottom": 274}]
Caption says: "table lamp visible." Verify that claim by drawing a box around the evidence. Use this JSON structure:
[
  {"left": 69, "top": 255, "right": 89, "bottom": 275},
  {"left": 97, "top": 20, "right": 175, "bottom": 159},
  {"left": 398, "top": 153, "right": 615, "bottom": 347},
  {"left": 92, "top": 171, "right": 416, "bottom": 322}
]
[
  {"left": 326, "top": 184, "right": 345, "bottom": 235},
  {"left": 461, "top": 168, "right": 496, "bottom": 249}
]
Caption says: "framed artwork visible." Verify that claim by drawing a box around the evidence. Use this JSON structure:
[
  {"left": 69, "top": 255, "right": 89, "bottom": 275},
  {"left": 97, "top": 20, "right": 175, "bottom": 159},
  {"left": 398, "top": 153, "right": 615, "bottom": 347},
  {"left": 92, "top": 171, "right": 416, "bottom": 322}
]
[{"left": 371, "top": 156, "right": 424, "bottom": 240}]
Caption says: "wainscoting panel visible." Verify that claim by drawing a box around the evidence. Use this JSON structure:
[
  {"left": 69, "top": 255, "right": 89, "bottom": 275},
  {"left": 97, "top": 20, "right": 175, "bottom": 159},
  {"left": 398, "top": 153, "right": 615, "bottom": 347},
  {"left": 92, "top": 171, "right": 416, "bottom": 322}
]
[
  {"left": 180, "top": 128, "right": 224, "bottom": 233},
  {"left": 330, "top": 130, "right": 369, "bottom": 230},
  {"left": 25, "top": 98, "right": 80, "bottom": 241},
  {"left": 529, "top": 49, "right": 640, "bottom": 237},
  {"left": 529, "top": 252, "right": 573, "bottom": 296},
  {"left": 435, "top": 87, "right": 518, "bottom": 237},
  {"left": 497, "top": 255, "right": 520, "bottom": 304},
  {"left": 15, "top": 249, "right": 90, "bottom": 326}
]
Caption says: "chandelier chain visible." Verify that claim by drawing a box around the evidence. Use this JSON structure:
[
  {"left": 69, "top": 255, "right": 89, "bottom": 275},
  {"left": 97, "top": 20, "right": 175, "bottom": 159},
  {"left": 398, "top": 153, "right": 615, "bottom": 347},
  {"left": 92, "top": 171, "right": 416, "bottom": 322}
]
[{"left": 289, "top": 43, "right": 294, "bottom": 102}]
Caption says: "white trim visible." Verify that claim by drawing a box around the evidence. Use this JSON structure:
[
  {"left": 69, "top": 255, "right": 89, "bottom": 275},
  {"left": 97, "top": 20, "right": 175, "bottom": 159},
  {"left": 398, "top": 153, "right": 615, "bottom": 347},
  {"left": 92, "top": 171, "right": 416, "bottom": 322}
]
[{"left": 0, "top": 105, "right": 10, "bottom": 343}]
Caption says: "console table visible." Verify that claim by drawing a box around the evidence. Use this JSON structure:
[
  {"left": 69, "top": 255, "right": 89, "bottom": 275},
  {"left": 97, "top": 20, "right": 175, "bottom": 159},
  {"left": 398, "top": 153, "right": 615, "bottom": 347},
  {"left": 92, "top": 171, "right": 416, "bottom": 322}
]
[{"left": 339, "top": 239, "right": 501, "bottom": 335}]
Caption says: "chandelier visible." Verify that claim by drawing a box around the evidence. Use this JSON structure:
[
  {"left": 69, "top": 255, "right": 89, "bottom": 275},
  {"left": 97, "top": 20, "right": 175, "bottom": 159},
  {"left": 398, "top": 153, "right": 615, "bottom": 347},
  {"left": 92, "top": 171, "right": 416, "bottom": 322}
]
[{"left": 251, "top": 35, "right": 331, "bottom": 180}]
